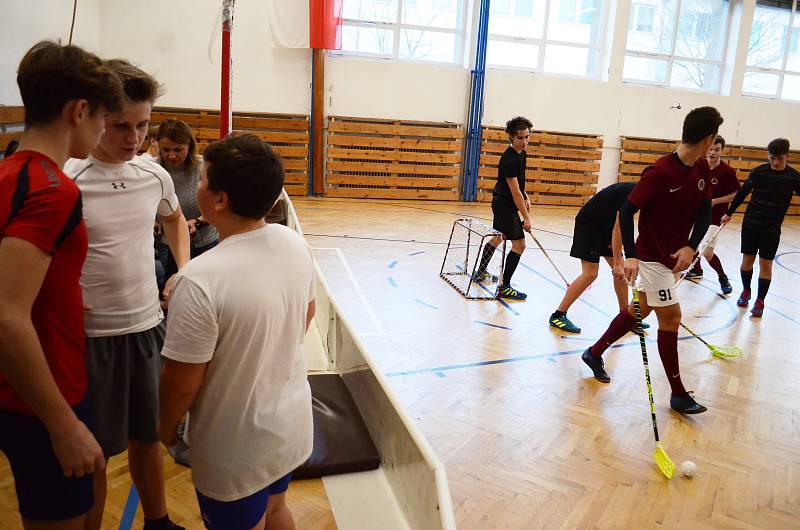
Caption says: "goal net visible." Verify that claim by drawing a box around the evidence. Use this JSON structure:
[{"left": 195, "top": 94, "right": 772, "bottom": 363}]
[{"left": 440, "top": 218, "right": 506, "bottom": 300}]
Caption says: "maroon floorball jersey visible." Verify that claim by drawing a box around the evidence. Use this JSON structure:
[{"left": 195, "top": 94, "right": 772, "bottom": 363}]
[
  {"left": 709, "top": 160, "right": 740, "bottom": 225},
  {"left": 628, "top": 153, "right": 712, "bottom": 270}
]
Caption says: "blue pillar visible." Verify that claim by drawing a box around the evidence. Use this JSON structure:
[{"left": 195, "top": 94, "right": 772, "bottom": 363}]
[{"left": 462, "top": 0, "right": 491, "bottom": 202}]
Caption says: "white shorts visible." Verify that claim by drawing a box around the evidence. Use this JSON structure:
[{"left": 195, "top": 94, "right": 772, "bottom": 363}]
[
  {"left": 699, "top": 224, "right": 721, "bottom": 253},
  {"left": 637, "top": 261, "right": 680, "bottom": 307}
]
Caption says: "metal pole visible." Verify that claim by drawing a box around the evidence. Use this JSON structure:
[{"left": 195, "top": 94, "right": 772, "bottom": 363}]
[
  {"left": 463, "top": 0, "right": 491, "bottom": 201},
  {"left": 220, "top": 0, "right": 235, "bottom": 138}
]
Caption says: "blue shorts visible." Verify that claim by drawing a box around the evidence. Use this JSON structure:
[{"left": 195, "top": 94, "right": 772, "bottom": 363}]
[
  {"left": 0, "top": 398, "right": 94, "bottom": 521},
  {"left": 196, "top": 473, "right": 292, "bottom": 530}
]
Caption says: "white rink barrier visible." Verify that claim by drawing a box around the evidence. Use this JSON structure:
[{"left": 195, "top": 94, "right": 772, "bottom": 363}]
[{"left": 283, "top": 191, "right": 457, "bottom": 530}]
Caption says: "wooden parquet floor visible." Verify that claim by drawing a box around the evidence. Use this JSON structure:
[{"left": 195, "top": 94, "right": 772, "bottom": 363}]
[
  {"left": 295, "top": 198, "right": 800, "bottom": 530},
  {"left": 0, "top": 439, "right": 336, "bottom": 529},
  {"left": 3, "top": 197, "right": 799, "bottom": 529}
]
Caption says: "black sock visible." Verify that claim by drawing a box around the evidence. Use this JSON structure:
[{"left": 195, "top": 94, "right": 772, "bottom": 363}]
[
  {"left": 476, "top": 243, "right": 496, "bottom": 274},
  {"left": 553, "top": 310, "right": 566, "bottom": 317},
  {"left": 757, "top": 277, "right": 771, "bottom": 300},
  {"left": 741, "top": 269, "right": 753, "bottom": 290},
  {"left": 503, "top": 251, "right": 522, "bottom": 286},
  {"left": 144, "top": 516, "right": 179, "bottom": 530}
]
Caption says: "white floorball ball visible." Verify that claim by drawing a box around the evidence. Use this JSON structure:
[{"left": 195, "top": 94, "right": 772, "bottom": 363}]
[{"left": 681, "top": 461, "right": 697, "bottom": 478}]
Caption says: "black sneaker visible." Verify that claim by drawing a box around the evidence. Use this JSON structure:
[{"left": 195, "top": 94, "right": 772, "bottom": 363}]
[
  {"left": 719, "top": 275, "right": 733, "bottom": 295},
  {"left": 686, "top": 269, "right": 703, "bottom": 280},
  {"left": 670, "top": 392, "right": 707, "bottom": 414},
  {"left": 581, "top": 348, "right": 610, "bottom": 383}
]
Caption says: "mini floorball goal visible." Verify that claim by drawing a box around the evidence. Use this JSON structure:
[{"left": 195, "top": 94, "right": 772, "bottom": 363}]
[{"left": 440, "top": 218, "right": 506, "bottom": 300}]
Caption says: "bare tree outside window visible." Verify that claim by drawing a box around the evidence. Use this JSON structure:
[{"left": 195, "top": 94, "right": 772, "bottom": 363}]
[
  {"left": 486, "top": 0, "right": 606, "bottom": 77},
  {"left": 743, "top": 0, "right": 800, "bottom": 100},
  {"left": 623, "top": 0, "right": 728, "bottom": 91},
  {"left": 339, "top": 0, "right": 465, "bottom": 64}
]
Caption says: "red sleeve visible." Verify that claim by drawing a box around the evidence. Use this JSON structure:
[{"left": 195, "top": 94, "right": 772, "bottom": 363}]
[
  {"left": 4, "top": 179, "right": 80, "bottom": 256},
  {"left": 628, "top": 165, "right": 664, "bottom": 209}
]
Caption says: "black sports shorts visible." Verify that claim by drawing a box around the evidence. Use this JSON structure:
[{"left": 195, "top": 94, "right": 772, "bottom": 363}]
[
  {"left": 570, "top": 219, "right": 612, "bottom": 264},
  {"left": 0, "top": 398, "right": 94, "bottom": 521},
  {"left": 741, "top": 225, "right": 780, "bottom": 260},
  {"left": 491, "top": 195, "right": 524, "bottom": 241}
]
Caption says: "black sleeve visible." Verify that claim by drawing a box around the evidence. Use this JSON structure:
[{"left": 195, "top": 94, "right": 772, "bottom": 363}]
[
  {"left": 688, "top": 199, "right": 712, "bottom": 250},
  {"left": 619, "top": 199, "right": 639, "bottom": 259},
  {"left": 726, "top": 179, "right": 754, "bottom": 215}
]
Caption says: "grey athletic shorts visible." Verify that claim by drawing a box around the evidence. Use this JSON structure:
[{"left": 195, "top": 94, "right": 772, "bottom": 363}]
[{"left": 86, "top": 322, "right": 165, "bottom": 457}]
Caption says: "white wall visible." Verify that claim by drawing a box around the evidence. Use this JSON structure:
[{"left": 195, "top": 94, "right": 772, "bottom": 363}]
[
  {"left": 3, "top": 0, "right": 799, "bottom": 188},
  {"left": 325, "top": 56, "right": 470, "bottom": 123},
  {"left": 96, "top": 0, "right": 310, "bottom": 114},
  {"left": 0, "top": 0, "right": 101, "bottom": 105}
]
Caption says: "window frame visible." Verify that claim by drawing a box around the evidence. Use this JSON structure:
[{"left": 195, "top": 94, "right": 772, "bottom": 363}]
[
  {"left": 335, "top": 0, "right": 469, "bottom": 66},
  {"left": 622, "top": 0, "right": 732, "bottom": 92},
  {"left": 743, "top": 0, "right": 800, "bottom": 100},
  {"left": 485, "top": 0, "right": 609, "bottom": 79}
]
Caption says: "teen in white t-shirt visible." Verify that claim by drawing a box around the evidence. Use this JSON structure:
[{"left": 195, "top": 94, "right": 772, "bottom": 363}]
[
  {"left": 67, "top": 155, "right": 179, "bottom": 335},
  {"left": 159, "top": 134, "right": 315, "bottom": 530},
  {"left": 65, "top": 60, "right": 190, "bottom": 530}
]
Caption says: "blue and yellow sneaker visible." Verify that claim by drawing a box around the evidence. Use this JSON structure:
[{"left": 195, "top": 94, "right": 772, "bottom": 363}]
[
  {"left": 498, "top": 285, "right": 527, "bottom": 300},
  {"left": 471, "top": 271, "right": 498, "bottom": 283},
  {"left": 549, "top": 312, "right": 581, "bottom": 333}
]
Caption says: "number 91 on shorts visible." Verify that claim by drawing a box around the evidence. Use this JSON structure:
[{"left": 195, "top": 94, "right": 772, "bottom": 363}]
[{"left": 637, "top": 261, "right": 680, "bottom": 307}]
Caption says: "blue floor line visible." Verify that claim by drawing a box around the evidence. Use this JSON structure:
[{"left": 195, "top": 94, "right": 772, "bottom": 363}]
[
  {"left": 385, "top": 340, "right": 641, "bottom": 377},
  {"left": 414, "top": 298, "right": 439, "bottom": 310},
  {"left": 388, "top": 277, "right": 398, "bottom": 287},
  {"left": 118, "top": 485, "right": 139, "bottom": 530},
  {"left": 774, "top": 251, "right": 800, "bottom": 277},
  {"left": 388, "top": 264, "right": 742, "bottom": 378},
  {"left": 474, "top": 320, "right": 512, "bottom": 330},
  {"left": 388, "top": 260, "right": 398, "bottom": 269}
]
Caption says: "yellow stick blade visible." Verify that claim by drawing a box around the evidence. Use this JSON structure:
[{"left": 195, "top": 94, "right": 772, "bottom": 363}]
[
  {"left": 710, "top": 345, "right": 743, "bottom": 358},
  {"left": 654, "top": 444, "right": 675, "bottom": 479}
]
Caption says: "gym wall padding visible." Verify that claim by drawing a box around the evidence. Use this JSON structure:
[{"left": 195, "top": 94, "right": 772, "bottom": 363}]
[
  {"left": 478, "top": 126, "right": 603, "bottom": 206},
  {"left": 293, "top": 373, "right": 381, "bottom": 479}
]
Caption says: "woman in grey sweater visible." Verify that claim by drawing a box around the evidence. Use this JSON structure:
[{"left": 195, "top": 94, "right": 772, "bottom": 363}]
[{"left": 155, "top": 119, "right": 219, "bottom": 282}]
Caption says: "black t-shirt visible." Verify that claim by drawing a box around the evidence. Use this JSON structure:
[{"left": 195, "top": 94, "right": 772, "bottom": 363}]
[
  {"left": 493, "top": 146, "right": 526, "bottom": 200},
  {"left": 741, "top": 164, "right": 800, "bottom": 232},
  {"left": 576, "top": 182, "right": 635, "bottom": 236}
]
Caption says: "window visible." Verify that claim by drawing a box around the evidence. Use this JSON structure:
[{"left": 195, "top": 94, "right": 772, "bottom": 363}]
[
  {"left": 623, "top": 0, "right": 730, "bottom": 91},
  {"left": 744, "top": 0, "right": 800, "bottom": 100},
  {"left": 486, "top": 0, "right": 606, "bottom": 78},
  {"left": 339, "top": 0, "right": 466, "bottom": 64}
]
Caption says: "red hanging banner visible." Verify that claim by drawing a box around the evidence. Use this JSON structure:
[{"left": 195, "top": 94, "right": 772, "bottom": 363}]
[{"left": 309, "top": 0, "right": 343, "bottom": 50}]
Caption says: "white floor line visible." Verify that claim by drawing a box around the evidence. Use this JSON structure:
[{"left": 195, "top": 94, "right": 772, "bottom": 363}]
[{"left": 312, "top": 247, "right": 386, "bottom": 336}]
